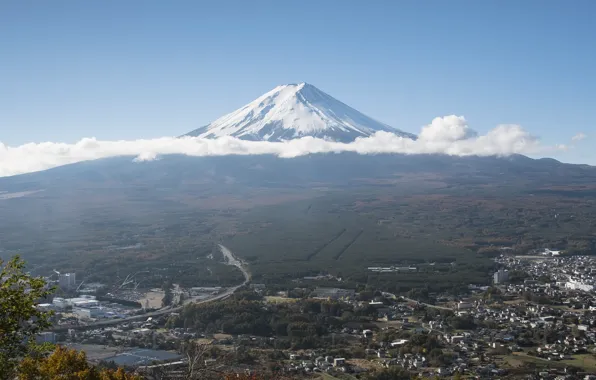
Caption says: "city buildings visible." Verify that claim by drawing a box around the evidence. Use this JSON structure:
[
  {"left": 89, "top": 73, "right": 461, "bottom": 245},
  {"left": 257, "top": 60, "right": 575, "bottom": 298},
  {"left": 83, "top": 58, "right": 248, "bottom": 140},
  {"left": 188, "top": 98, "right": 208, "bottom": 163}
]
[
  {"left": 36, "top": 332, "right": 56, "bottom": 344},
  {"left": 74, "top": 307, "right": 104, "bottom": 320},
  {"left": 59, "top": 273, "right": 76, "bottom": 289},
  {"left": 493, "top": 269, "right": 509, "bottom": 284},
  {"left": 565, "top": 280, "right": 594, "bottom": 292}
]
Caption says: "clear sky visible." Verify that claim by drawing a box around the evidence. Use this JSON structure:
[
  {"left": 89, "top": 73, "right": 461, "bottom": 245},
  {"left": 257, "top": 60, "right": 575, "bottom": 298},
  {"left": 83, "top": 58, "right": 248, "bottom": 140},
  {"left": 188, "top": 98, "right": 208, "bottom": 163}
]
[{"left": 1, "top": 0, "right": 594, "bottom": 163}]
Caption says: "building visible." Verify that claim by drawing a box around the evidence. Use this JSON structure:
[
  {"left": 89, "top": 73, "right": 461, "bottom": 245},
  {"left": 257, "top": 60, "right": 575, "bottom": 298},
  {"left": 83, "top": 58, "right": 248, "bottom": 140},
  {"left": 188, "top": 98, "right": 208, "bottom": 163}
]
[
  {"left": 565, "top": 280, "right": 594, "bottom": 292},
  {"left": 63, "top": 295, "right": 96, "bottom": 307},
  {"left": 36, "top": 332, "right": 56, "bottom": 344},
  {"left": 52, "top": 297, "right": 68, "bottom": 309},
  {"left": 333, "top": 358, "right": 346, "bottom": 367},
  {"left": 74, "top": 307, "right": 104, "bottom": 320},
  {"left": 104, "top": 348, "right": 182, "bottom": 367},
  {"left": 59, "top": 273, "right": 76, "bottom": 289},
  {"left": 313, "top": 287, "right": 355, "bottom": 300},
  {"left": 493, "top": 269, "right": 509, "bottom": 284},
  {"left": 73, "top": 299, "right": 100, "bottom": 308},
  {"left": 457, "top": 301, "right": 473, "bottom": 310}
]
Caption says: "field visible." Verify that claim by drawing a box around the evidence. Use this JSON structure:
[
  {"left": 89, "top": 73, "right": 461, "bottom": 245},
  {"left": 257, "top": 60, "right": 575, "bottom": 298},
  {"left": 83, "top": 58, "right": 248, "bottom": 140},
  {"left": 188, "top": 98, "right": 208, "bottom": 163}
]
[
  {"left": 265, "top": 296, "right": 298, "bottom": 304},
  {"left": 225, "top": 195, "right": 493, "bottom": 291},
  {"left": 501, "top": 352, "right": 596, "bottom": 372}
]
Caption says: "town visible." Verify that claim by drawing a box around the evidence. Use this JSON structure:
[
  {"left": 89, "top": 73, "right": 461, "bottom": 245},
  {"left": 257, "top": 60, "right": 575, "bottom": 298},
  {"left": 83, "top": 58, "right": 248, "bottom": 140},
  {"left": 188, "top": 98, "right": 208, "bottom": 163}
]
[{"left": 32, "top": 251, "right": 596, "bottom": 379}]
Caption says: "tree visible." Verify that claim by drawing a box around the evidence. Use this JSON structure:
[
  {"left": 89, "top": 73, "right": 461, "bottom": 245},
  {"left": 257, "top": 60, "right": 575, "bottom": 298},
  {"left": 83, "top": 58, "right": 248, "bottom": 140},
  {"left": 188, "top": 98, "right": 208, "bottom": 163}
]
[
  {"left": 18, "top": 345, "right": 140, "bottom": 379},
  {"left": 162, "top": 280, "right": 173, "bottom": 307},
  {"left": 366, "top": 367, "right": 412, "bottom": 380},
  {"left": 0, "top": 255, "right": 54, "bottom": 378}
]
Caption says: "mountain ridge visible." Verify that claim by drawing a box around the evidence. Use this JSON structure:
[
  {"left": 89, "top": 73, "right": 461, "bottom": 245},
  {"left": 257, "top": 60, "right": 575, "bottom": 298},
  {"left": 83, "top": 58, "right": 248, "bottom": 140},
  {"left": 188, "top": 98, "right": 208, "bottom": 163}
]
[{"left": 185, "top": 83, "right": 416, "bottom": 142}]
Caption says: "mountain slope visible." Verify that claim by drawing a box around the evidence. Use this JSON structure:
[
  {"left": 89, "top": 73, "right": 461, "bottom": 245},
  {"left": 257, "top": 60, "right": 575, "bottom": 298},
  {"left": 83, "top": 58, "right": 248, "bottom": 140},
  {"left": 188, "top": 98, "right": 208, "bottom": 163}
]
[{"left": 185, "top": 83, "right": 416, "bottom": 142}]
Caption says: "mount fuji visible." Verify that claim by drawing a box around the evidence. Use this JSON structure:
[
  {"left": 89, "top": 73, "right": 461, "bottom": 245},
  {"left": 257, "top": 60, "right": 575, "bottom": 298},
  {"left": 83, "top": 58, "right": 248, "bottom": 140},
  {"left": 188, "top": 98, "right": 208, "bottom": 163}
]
[{"left": 185, "top": 83, "right": 416, "bottom": 142}]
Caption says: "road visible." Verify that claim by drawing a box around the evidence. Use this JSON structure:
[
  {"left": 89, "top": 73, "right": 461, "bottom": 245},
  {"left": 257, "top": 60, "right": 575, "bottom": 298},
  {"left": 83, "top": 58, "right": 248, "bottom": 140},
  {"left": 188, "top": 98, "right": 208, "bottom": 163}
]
[
  {"left": 51, "top": 245, "right": 249, "bottom": 332},
  {"left": 401, "top": 297, "right": 452, "bottom": 311},
  {"left": 219, "top": 244, "right": 250, "bottom": 282}
]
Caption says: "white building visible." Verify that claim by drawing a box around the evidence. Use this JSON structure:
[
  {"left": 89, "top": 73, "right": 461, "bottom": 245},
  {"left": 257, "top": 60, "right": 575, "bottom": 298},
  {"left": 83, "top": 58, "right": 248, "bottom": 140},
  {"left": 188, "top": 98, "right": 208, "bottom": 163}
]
[
  {"left": 63, "top": 295, "right": 96, "bottom": 307},
  {"left": 565, "top": 280, "right": 594, "bottom": 292},
  {"left": 74, "top": 307, "right": 104, "bottom": 320},
  {"left": 52, "top": 297, "right": 68, "bottom": 309},
  {"left": 541, "top": 248, "right": 561, "bottom": 256},
  {"left": 59, "top": 273, "right": 76, "bottom": 289},
  {"left": 73, "top": 299, "right": 99, "bottom": 308},
  {"left": 494, "top": 269, "right": 509, "bottom": 284}
]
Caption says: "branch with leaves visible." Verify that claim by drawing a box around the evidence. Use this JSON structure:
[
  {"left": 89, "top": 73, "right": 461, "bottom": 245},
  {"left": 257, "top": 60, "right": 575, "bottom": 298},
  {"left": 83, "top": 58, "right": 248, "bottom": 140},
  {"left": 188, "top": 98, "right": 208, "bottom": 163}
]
[{"left": 0, "top": 255, "right": 55, "bottom": 378}]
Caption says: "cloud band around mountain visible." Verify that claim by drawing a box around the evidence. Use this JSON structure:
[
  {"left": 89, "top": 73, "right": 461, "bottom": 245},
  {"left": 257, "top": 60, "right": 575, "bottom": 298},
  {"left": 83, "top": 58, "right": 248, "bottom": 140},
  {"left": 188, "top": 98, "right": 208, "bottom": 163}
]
[{"left": 0, "top": 116, "right": 562, "bottom": 178}]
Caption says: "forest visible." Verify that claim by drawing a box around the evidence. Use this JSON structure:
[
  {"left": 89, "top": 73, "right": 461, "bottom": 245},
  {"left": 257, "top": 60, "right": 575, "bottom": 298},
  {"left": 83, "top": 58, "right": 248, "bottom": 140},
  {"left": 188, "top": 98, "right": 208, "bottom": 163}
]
[{"left": 1, "top": 154, "right": 596, "bottom": 293}]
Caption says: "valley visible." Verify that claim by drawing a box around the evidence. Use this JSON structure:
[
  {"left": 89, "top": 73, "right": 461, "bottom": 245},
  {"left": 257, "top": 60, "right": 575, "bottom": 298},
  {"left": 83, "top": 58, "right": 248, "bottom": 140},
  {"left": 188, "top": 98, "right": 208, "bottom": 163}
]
[{"left": 1, "top": 154, "right": 595, "bottom": 294}]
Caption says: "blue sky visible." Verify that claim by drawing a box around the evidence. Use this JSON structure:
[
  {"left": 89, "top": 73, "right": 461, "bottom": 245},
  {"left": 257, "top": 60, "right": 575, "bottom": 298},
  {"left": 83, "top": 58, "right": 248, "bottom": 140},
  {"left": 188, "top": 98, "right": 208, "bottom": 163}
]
[{"left": 1, "top": 0, "right": 594, "bottom": 163}]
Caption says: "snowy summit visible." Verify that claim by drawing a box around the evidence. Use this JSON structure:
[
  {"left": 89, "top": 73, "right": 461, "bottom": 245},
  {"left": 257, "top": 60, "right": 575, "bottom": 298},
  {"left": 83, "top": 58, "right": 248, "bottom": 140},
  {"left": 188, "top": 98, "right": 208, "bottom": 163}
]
[{"left": 185, "top": 83, "right": 415, "bottom": 142}]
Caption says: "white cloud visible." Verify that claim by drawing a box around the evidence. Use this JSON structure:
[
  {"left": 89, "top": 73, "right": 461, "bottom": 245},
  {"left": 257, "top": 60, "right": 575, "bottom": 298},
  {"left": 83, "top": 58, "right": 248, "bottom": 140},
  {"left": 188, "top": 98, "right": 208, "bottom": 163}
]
[
  {"left": 133, "top": 151, "right": 160, "bottom": 162},
  {"left": 0, "top": 115, "right": 559, "bottom": 178},
  {"left": 571, "top": 132, "right": 587, "bottom": 142}
]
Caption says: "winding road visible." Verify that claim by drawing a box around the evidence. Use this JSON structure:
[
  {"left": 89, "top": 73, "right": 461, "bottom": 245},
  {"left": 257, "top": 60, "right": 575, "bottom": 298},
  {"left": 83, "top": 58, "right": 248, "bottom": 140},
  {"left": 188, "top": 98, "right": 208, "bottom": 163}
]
[{"left": 51, "top": 245, "right": 249, "bottom": 332}]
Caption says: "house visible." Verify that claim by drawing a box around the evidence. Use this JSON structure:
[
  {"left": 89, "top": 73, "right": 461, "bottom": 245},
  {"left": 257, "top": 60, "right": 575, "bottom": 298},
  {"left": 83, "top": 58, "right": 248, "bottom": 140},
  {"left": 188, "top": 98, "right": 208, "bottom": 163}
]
[
  {"left": 313, "top": 287, "right": 355, "bottom": 300},
  {"left": 437, "top": 367, "right": 452, "bottom": 376},
  {"left": 391, "top": 339, "right": 408, "bottom": 347},
  {"left": 333, "top": 358, "right": 346, "bottom": 367}
]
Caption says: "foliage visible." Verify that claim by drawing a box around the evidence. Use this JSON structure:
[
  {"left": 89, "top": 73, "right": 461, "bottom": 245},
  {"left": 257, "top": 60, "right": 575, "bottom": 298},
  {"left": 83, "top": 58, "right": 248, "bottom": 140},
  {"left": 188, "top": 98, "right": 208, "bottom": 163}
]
[
  {"left": 0, "top": 256, "right": 54, "bottom": 378},
  {"left": 366, "top": 367, "right": 413, "bottom": 380},
  {"left": 448, "top": 315, "right": 477, "bottom": 330},
  {"left": 162, "top": 280, "right": 173, "bottom": 307},
  {"left": 18, "top": 345, "right": 140, "bottom": 379},
  {"left": 169, "top": 297, "right": 363, "bottom": 350},
  {"left": 523, "top": 291, "right": 552, "bottom": 305},
  {"left": 3, "top": 154, "right": 596, "bottom": 293}
]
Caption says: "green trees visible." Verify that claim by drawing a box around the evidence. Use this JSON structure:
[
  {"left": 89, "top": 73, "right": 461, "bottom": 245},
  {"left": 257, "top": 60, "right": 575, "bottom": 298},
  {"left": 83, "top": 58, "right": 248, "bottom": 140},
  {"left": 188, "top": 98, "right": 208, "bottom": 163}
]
[
  {"left": 162, "top": 280, "right": 173, "bottom": 307},
  {"left": 0, "top": 255, "right": 54, "bottom": 378},
  {"left": 366, "top": 367, "right": 412, "bottom": 380}
]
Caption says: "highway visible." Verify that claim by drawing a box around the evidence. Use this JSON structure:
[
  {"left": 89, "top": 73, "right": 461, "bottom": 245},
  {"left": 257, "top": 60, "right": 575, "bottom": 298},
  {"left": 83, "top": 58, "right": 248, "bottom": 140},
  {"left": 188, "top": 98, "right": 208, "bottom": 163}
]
[{"left": 51, "top": 245, "right": 249, "bottom": 332}]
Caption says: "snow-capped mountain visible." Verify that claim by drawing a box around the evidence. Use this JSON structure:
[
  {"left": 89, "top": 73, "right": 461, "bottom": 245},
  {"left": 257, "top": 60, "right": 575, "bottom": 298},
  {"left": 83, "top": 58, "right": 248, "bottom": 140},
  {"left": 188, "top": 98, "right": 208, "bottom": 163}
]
[{"left": 185, "top": 83, "right": 416, "bottom": 142}]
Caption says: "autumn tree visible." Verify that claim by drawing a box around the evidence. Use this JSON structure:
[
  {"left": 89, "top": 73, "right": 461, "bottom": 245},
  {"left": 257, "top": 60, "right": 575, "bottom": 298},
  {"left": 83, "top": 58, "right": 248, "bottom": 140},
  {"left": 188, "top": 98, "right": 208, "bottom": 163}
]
[
  {"left": 0, "top": 255, "right": 54, "bottom": 378},
  {"left": 18, "top": 345, "right": 140, "bottom": 380}
]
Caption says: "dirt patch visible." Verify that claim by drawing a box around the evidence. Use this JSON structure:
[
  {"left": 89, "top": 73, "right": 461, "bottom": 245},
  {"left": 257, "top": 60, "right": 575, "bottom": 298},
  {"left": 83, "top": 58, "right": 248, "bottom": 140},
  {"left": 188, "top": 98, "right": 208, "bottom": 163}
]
[
  {"left": 265, "top": 296, "right": 298, "bottom": 304},
  {"left": 138, "top": 290, "right": 164, "bottom": 309},
  {"left": 213, "top": 333, "right": 233, "bottom": 340}
]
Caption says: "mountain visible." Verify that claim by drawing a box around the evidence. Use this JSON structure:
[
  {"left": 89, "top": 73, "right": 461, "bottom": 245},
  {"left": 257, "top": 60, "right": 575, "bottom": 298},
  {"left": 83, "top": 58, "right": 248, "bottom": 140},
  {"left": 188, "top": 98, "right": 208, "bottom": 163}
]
[{"left": 185, "top": 83, "right": 416, "bottom": 142}]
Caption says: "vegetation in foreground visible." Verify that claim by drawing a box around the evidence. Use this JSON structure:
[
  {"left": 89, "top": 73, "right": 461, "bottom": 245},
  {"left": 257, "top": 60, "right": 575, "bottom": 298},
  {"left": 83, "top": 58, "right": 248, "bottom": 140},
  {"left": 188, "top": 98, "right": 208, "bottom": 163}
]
[{"left": 0, "top": 256, "right": 139, "bottom": 380}]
